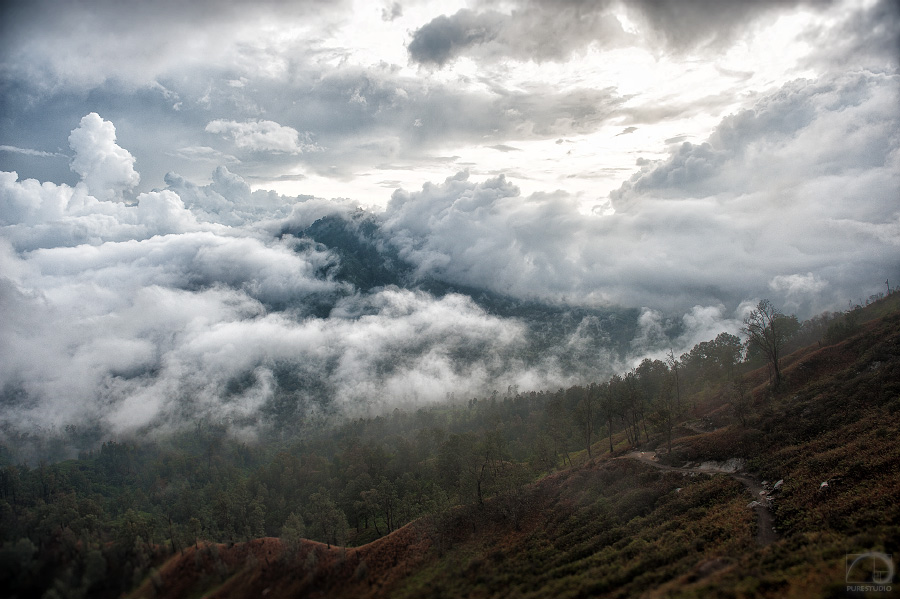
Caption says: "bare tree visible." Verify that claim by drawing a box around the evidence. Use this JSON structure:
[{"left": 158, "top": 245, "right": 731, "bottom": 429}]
[{"left": 742, "top": 299, "right": 793, "bottom": 389}]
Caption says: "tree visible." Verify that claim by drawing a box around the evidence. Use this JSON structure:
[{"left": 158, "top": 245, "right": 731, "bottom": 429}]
[
  {"left": 742, "top": 299, "right": 797, "bottom": 389},
  {"left": 543, "top": 397, "right": 573, "bottom": 467},
  {"left": 307, "top": 490, "right": 347, "bottom": 548},
  {"left": 359, "top": 488, "right": 383, "bottom": 536},
  {"left": 711, "top": 332, "right": 743, "bottom": 381},
  {"left": 281, "top": 512, "right": 305, "bottom": 558},
  {"left": 598, "top": 380, "right": 618, "bottom": 454},
  {"left": 666, "top": 349, "right": 682, "bottom": 411},
  {"left": 375, "top": 477, "right": 399, "bottom": 533},
  {"left": 620, "top": 372, "right": 644, "bottom": 447},
  {"left": 532, "top": 432, "right": 559, "bottom": 471},
  {"left": 570, "top": 385, "right": 598, "bottom": 460},
  {"left": 679, "top": 333, "right": 743, "bottom": 390},
  {"left": 648, "top": 376, "right": 678, "bottom": 455},
  {"left": 635, "top": 359, "right": 668, "bottom": 402}
]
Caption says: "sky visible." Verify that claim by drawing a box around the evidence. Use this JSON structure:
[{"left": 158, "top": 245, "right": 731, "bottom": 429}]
[{"left": 1, "top": 0, "right": 898, "bottom": 437}]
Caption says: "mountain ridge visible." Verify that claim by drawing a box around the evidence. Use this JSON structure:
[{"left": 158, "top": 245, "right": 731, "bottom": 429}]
[{"left": 125, "top": 295, "right": 900, "bottom": 598}]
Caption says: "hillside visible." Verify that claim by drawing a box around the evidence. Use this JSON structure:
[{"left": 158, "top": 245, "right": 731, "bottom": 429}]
[
  {"left": 127, "top": 298, "right": 900, "bottom": 598},
  {"left": 287, "top": 212, "right": 646, "bottom": 363}
]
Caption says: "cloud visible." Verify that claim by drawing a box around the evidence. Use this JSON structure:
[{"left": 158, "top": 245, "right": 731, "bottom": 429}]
[
  {"left": 68, "top": 113, "right": 140, "bottom": 201},
  {"left": 769, "top": 272, "right": 829, "bottom": 314},
  {"left": 0, "top": 171, "right": 73, "bottom": 226},
  {"left": 216, "top": 68, "right": 627, "bottom": 183},
  {"left": 802, "top": 0, "right": 900, "bottom": 73},
  {"left": 381, "top": 71, "right": 899, "bottom": 315},
  {"left": 0, "top": 224, "right": 562, "bottom": 435},
  {"left": 0, "top": 0, "right": 897, "bottom": 445},
  {"left": 407, "top": 0, "right": 840, "bottom": 68},
  {"left": 664, "top": 135, "right": 689, "bottom": 144},
  {"left": 0, "top": 0, "right": 352, "bottom": 91},
  {"left": 0, "top": 169, "right": 209, "bottom": 250},
  {"left": 162, "top": 166, "right": 308, "bottom": 227},
  {"left": 2, "top": 0, "right": 888, "bottom": 207},
  {"left": 135, "top": 190, "right": 200, "bottom": 234},
  {"left": 1, "top": 144, "right": 362, "bottom": 434},
  {"left": 611, "top": 71, "right": 900, "bottom": 210},
  {"left": 0, "top": 145, "right": 66, "bottom": 158},
  {"left": 769, "top": 272, "right": 828, "bottom": 296},
  {"left": 167, "top": 146, "right": 241, "bottom": 164},
  {"left": 381, "top": 2, "right": 402, "bottom": 22},
  {"left": 2, "top": 114, "right": 617, "bottom": 440},
  {"left": 381, "top": 170, "right": 744, "bottom": 309},
  {"left": 407, "top": 4, "right": 628, "bottom": 67},
  {"left": 205, "top": 119, "right": 320, "bottom": 154},
  {"left": 623, "top": 0, "right": 835, "bottom": 52},
  {"left": 407, "top": 9, "right": 505, "bottom": 66},
  {"left": 626, "top": 304, "right": 745, "bottom": 366}
]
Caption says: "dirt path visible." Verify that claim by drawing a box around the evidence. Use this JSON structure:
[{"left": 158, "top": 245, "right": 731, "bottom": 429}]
[
  {"left": 679, "top": 420, "right": 716, "bottom": 435},
  {"left": 731, "top": 474, "right": 778, "bottom": 546},
  {"left": 620, "top": 451, "right": 777, "bottom": 546}
]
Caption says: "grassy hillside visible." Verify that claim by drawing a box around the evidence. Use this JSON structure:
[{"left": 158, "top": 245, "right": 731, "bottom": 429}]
[{"left": 128, "top": 297, "right": 900, "bottom": 598}]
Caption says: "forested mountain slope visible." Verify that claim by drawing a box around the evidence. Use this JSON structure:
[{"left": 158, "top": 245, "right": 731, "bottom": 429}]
[{"left": 121, "top": 297, "right": 900, "bottom": 599}]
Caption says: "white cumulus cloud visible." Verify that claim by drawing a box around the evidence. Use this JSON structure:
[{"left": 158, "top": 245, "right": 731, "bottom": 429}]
[
  {"left": 67, "top": 113, "right": 140, "bottom": 201},
  {"left": 205, "top": 119, "right": 319, "bottom": 154}
]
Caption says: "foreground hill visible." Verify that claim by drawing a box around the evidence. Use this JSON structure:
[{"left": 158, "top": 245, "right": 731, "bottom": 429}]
[{"left": 130, "top": 301, "right": 900, "bottom": 598}]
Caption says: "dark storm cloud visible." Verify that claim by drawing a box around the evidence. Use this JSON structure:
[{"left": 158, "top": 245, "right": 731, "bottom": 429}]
[
  {"left": 407, "top": 0, "right": 840, "bottom": 68},
  {"left": 408, "top": 2, "right": 626, "bottom": 66},
  {"left": 801, "top": 0, "right": 900, "bottom": 72},
  {"left": 623, "top": 0, "right": 835, "bottom": 51},
  {"left": 407, "top": 9, "right": 505, "bottom": 66}
]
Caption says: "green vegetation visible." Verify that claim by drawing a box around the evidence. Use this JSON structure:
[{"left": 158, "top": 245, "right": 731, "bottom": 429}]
[{"left": 2, "top": 292, "right": 899, "bottom": 598}]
